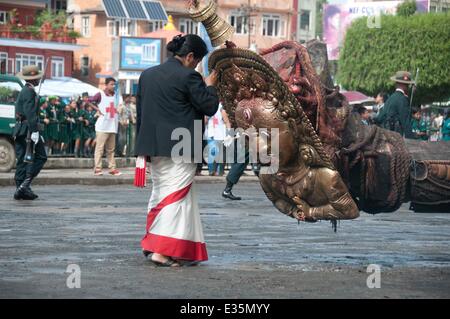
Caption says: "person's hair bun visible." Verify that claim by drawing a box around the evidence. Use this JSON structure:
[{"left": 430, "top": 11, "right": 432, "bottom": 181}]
[{"left": 167, "top": 34, "right": 186, "bottom": 53}]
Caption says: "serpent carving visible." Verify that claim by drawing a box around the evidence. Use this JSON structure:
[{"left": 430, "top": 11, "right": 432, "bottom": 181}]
[
  {"left": 209, "top": 41, "right": 450, "bottom": 218},
  {"left": 186, "top": 0, "right": 449, "bottom": 235}
]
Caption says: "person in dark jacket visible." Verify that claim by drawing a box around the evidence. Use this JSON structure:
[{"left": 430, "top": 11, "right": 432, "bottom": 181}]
[
  {"left": 377, "top": 71, "right": 415, "bottom": 138},
  {"left": 13, "top": 65, "right": 47, "bottom": 200},
  {"left": 136, "top": 34, "right": 219, "bottom": 267}
]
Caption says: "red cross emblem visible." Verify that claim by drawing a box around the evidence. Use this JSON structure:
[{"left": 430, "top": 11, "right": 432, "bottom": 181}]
[
  {"left": 106, "top": 102, "right": 116, "bottom": 118},
  {"left": 212, "top": 116, "right": 219, "bottom": 127}
]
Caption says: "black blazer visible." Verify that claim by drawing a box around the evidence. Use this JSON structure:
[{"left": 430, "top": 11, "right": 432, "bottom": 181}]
[{"left": 135, "top": 57, "right": 219, "bottom": 158}]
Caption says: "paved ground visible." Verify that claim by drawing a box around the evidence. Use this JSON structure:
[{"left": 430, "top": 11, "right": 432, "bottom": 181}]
[{"left": 0, "top": 182, "right": 449, "bottom": 299}]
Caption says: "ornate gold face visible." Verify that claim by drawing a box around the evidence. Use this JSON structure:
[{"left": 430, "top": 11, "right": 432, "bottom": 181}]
[{"left": 235, "top": 98, "right": 297, "bottom": 168}]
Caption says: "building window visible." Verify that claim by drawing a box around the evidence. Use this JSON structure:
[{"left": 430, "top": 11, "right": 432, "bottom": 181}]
[
  {"left": 54, "top": 0, "right": 67, "bottom": 11},
  {"left": 81, "top": 56, "right": 89, "bottom": 76},
  {"left": 107, "top": 19, "right": 137, "bottom": 37},
  {"left": 15, "top": 54, "right": 44, "bottom": 73},
  {"left": 300, "top": 10, "right": 310, "bottom": 31},
  {"left": 148, "top": 20, "right": 165, "bottom": 33},
  {"left": 51, "top": 57, "right": 64, "bottom": 78},
  {"left": 142, "top": 43, "right": 158, "bottom": 63},
  {"left": 81, "top": 16, "right": 91, "bottom": 37},
  {"left": 0, "top": 52, "right": 7, "bottom": 74},
  {"left": 0, "top": 53, "right": 13, "bottom": 75},
  {"left": 0, "top": 11, "right": 8, "bottom": 24},
  {"left": 229, "top": 13, "right": 255, "bottom": 35},
  {"left": 179, "top": 18, "right": 198, "bottom": 35},
  {"left": 262, "top": 14, "right": 285, "bottom": 37}
]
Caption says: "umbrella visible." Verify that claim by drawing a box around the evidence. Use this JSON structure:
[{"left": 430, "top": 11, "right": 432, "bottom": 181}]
[{"left": 341, "top": 90, "right": 375, "bottom": 105}]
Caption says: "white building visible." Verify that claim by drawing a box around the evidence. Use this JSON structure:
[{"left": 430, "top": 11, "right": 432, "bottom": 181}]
[{"left": 296, "top": 0, "right": 317, "bottom": 43}]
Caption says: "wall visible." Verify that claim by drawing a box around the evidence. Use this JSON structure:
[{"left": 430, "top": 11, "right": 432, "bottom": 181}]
[
  {"left": 0, "top": 3, "right": 40, "bottom": 26},
  {"left": 217, "top": 0, "right": 294, "bottom": 50},
  {"left": 70, "top": 0, "right": 295, "bottom": 87}
]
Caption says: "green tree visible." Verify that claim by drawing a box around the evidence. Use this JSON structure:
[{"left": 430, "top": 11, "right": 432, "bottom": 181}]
[
  {"left": 338, "top": 12, "right": 450, "bottom": 105},
  {"left": 34, "top": 10, "right": 67, "bottom": 29},
  {"left": 397, "top": 0, "right": 417, "bottom": 17}
]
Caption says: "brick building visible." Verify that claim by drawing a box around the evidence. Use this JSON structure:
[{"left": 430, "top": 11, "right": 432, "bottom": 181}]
[
  {"left": 0, "top": 0, "right": 83, "bottom": 78},
  {"left": 69, "top": 0, "right": 170, "bottom": 91},
  {"left": 70, "top": 0, "right": 296, "bottom": 91}
]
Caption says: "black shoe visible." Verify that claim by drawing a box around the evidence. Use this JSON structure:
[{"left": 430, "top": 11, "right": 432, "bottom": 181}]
[
  {"left": 22, "top": 188, "right": 38, "bottom": 200},
  {"left": 14, "top": 176, "right": 38, "bottom": 200},
  {"left": 13, "top": 189, "right": 22, "bottom": 200},
  {"left": 222, "top": 190, "right": 242, "bottom": 200},
  {"left": 14, "top": 187, "right": 38, "bottom": 200}
]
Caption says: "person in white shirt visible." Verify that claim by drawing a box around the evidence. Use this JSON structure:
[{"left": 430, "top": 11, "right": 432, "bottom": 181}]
[
  {"left": 430, "top": 110, "right": 444, "bottom": 141},
  {"left": 204, "top": 103, "right": 230, "bottom": 176},
  {"left": 90, "top": 77, "right": 123, "bottom": 176}
]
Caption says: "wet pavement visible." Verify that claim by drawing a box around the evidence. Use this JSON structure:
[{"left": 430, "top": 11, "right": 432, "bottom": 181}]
[{"left": 0, "top": 182, "right": 449, "bottom": 298}]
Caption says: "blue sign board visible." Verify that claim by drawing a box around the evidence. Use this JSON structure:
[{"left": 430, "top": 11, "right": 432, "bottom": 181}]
[{"left": 120, "top": 37, "right": 162, "bottom": 70}]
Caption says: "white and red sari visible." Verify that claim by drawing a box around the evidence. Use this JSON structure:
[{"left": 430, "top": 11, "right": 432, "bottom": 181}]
[{"left": 141, "top": 157, "right": 208, "bottom": 262}]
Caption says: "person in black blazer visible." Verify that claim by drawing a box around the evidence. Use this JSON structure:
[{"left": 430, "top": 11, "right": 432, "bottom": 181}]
[
  {"left": 137, "top": 34, "right": 219, "bottom": 267},
  {"left": 135, "top": 36, "right": 218, "bottom": 158}
]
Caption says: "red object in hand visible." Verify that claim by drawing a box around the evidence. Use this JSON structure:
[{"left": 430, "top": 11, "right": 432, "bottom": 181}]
[{"left": 134, "top": 156, "right": 147, "bottom": 188}]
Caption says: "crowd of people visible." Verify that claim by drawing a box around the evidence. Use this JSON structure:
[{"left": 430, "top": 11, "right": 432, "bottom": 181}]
[
  {"left": 37, "top": 91, "right": 137, "bottom": 157},
  {"left": 355, "top": 91, "right": 450, "bottom": 142},
  {"left": 36, "top": 88, "right": 253, "bottom": 177}
]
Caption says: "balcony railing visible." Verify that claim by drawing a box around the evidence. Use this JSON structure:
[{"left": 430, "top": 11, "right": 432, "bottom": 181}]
[{"left": 0, "top": 22, "right": 79, "bottom": 44}]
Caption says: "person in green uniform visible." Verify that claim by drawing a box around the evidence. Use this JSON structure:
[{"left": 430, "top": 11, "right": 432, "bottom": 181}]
[
  {"left": 58, "top": 104, "right": 74, "bottom": 155},
  {"left": 46, "top": 96, "right": 59, "bottom": 155},
  {"left": 82, "top": 103, "right": 98, "bottom": 157},
  {"left": 53, "top": 96, "right": 66, "bottom": 154},
  {"left": 410, "top": 108, "right": 428, "bottom": 140},
  {"left": 442, "top": 109, "right": 450, "bottom": 141},
  {"left": 373, "top": 92, "right": 389, "bottom": 128},
  {"left": 379, "top": 71, "right": 415, "bottom": 138},
  {"left": 38, "top": 97, "right": 49, "bottom": 150},
  {"left": 70, "top": 99, "right": 83, "bottom": 157}
]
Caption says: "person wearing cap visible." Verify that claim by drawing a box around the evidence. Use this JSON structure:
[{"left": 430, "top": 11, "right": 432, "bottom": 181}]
[
  {"left": 13, "top": 65, "right": 48, "bottom": 200},
  {"left": 380, "top": 71, "right": 415, "bottom": 138}
]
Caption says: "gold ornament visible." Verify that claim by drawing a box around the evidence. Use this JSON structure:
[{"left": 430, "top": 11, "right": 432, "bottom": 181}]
[{"left": 189, "top": 0, "right": 234, "bottom": 47}]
